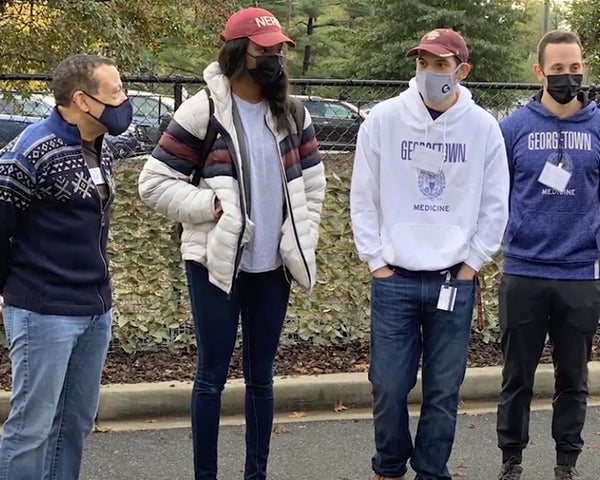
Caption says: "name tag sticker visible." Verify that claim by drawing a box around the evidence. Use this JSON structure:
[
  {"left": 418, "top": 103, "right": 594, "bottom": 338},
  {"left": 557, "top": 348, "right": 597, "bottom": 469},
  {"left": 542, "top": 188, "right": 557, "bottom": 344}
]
[
  {"left": 412, "top": 144, "right": 444, "bottom": 173},
  {"left": 538, "top": 162, "right": 571, "bottom": 193},
  {"left": 88, "top": 167, "right": 106, "bottom": 186}
]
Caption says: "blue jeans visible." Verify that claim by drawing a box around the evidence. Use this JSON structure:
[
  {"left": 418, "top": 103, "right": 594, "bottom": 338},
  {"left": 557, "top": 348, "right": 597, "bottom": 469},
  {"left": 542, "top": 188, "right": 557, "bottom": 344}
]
[
  {"left": 0, "top": 305, "right": 112, "bottom": 480},
  {"left": 185, "top": 262, "right": 290, "bottom": 480},
  {"left": 369, "top": 269, "right": 475, "bottom": 480}
]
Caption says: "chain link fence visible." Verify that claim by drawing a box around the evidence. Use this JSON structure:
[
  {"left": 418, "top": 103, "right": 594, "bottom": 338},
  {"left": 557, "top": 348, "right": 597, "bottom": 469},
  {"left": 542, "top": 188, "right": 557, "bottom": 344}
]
[
  {"left": 3, "top": 74, "right": 600, "bottom": 156},
  {"left": 0, "top": 73, "right": 573, "bottom": 156}
]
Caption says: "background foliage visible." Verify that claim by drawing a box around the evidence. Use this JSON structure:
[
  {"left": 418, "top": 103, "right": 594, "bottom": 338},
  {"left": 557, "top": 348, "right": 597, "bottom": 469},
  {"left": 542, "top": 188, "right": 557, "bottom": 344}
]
[
  {"left": 0, "top": 0, "right": 594, "bottom": 83},
  {"left": 107, "top": 156, "right": 502, "bottom": 353},
  {"left": 568, "top": 0, "right": 600, "bottom": 79}
]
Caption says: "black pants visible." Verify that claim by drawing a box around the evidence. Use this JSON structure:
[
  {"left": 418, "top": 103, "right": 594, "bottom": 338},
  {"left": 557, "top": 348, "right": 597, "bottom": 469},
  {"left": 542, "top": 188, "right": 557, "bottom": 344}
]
[{"left": 497, "top": 274, "right": 600, "bottom": 467}]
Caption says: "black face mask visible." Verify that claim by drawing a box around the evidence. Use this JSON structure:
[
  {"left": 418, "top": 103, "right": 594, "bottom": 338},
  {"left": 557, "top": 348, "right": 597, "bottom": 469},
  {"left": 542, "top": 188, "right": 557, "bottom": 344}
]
[
  {"left": 83, "top": 92, "right": 133, "bottom": 136},
  {"left": 247, "top": 54, "right": 284, "bottom": 87},
  {"left": 545, "top": 73, "right": 583, "bottom": 105}
]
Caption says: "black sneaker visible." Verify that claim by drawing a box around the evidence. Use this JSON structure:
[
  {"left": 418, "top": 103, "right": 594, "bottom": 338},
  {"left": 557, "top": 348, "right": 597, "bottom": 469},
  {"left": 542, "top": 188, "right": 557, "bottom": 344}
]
[
  {"left": 555, "top": 466, "right": 578, "bottom": 479},
  {"left": 498, "top": 461, "right": 523, "bottom": 480}
]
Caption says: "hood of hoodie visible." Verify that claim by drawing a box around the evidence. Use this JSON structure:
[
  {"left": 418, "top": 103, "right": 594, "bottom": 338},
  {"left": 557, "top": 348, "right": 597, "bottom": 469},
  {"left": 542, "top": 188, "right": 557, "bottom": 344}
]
[
  {"left": 401, "top": 77, "right": 476, "bottom": 131},
  {"left": 525, "top": 90, "right": 597, "bottom": 123}
]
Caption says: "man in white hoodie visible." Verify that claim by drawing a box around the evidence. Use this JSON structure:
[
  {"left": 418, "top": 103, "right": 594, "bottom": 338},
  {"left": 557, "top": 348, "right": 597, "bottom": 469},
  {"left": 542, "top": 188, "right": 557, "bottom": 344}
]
[{"left": 350, "top": 29, "right": 510, "bottom": 480}]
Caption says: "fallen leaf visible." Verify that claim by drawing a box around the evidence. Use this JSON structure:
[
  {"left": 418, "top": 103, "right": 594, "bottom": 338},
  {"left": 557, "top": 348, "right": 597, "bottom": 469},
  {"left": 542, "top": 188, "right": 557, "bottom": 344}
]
[
  {"left": 94, "top": 425, "right": 111, "bottom": 433},
  {"left": 289, "top": 411, "right": 307, "bottom": 419},
  {"left": 334, "top": 400, "right": 348, "bottom": 413},
  {"left": 271, "top": 424, "right": 292, "bottom": 438},
  {"left": 467, "top": 423, "right": 475, "bottom": 429},
  {"left": 353, "top": 362, "right": 369, "bottom": 372}
]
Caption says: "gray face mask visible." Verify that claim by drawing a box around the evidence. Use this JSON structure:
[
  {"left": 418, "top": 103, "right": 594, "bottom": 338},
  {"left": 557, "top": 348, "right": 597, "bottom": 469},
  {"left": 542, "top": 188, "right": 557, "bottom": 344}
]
[{"left": 415, "top": 65, "right": 462, "bottom": 104}]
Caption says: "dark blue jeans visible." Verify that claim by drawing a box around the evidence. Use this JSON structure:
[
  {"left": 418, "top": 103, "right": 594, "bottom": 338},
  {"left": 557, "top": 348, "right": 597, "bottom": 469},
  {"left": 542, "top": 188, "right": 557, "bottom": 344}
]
[
  {"left": 369, "top": 269, "right": 475, "bottom": 480},
  {"left": 185, "top": 262, "right": 290, "bottom": 480}
]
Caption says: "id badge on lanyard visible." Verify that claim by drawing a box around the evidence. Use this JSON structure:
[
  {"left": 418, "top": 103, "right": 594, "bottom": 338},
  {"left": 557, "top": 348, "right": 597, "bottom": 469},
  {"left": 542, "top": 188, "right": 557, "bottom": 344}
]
[
  {"left": 538, "top": 160, "right": 571, "bottom": 193},
  {"left": 437, "top": 271, "right": 457, "bottom": 312}
]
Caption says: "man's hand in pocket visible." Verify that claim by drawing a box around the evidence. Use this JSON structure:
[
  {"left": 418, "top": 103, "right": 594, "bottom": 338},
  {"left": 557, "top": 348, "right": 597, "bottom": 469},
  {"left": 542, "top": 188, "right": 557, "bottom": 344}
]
[{"left": 372, "top": 266, "right": 394, "bottom": 279}]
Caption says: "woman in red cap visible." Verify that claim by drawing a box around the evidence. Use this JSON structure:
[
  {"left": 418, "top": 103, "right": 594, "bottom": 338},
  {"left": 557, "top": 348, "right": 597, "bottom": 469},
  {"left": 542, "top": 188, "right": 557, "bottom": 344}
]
[{"left": 138, "top": 6, "right": 326, "bottom": 480}]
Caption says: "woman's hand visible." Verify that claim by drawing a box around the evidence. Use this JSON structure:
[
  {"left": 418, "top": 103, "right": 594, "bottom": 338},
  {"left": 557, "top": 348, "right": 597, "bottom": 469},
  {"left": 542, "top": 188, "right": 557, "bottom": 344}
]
[{"left": 213, "top": 196, "right": 223, "bottom": 220}]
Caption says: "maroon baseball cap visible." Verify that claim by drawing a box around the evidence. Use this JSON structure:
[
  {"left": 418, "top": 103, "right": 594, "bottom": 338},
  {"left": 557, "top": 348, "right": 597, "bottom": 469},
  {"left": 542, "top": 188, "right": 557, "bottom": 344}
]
[
  {"left": 406, "top": 28, "right": 469, "bottom": 63},
  {"left": 220, "top": 7, "right": 296, "bottom": 48}
]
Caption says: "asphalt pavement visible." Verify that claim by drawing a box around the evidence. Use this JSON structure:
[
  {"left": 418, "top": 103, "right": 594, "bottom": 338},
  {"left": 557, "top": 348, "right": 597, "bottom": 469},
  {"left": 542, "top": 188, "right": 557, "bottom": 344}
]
[{"left": 80, "top": 404, "right": 600, "bottom": 480}]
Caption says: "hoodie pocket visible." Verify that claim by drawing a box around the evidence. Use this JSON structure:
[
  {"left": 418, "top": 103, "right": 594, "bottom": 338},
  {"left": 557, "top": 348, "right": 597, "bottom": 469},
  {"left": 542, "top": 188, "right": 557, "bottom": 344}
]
[
  {"left": 504, "top": 211, "right": 598, "bottom": 262},
  {"left": 383, "top": 224, "right": 469, "bottom": 269}
]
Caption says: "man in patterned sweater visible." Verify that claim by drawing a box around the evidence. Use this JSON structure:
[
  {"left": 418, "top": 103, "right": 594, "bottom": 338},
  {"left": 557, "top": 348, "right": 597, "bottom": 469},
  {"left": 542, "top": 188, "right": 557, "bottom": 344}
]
[{"left": 0, "top": 54, "right": 132, "bottom": 480}]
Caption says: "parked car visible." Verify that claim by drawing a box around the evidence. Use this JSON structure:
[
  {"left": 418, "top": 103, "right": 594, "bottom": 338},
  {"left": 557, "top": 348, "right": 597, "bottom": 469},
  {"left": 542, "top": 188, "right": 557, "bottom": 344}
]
[
  {"left": 358, "top": 100, "right": 379, "bottom": 115},
  {"left": 292, "top": 95, "right": 366, "bottom": 151},
  {"left": 126, "top": 89, "right": 175, "bottom": 151},
  {"left": 0, "top": 93, "right": 140, "bottom": 158},
  {"left": 0, "top": 93, "right": 54, "bottom": 117},
  {"left": 0, "top": 114, "right": 38, "bottom": 149},
  {"left": 0, "top": 113, "right": 138, "bottom": 159},
  {"left": 155, "top": 93, "right": 365, "bottom": 152}
]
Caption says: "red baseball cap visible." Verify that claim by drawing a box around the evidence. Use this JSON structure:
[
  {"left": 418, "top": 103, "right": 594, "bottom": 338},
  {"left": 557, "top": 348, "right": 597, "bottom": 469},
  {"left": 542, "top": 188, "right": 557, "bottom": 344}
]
[
  {"left": 220, "top": 7, "right": 296, "bottom": 48},
  {"left": 406, "top": 28, "right": 469, "bottom": 63}
]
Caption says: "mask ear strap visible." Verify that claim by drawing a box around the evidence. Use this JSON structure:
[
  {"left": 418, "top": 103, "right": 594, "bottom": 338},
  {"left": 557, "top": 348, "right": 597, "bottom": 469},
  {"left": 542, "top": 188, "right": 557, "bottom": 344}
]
[
  {"left": 453, "top": 63, "right": 463, "bottom": 82},
  {"left": 72, "top": 91, "right": 96, "bottom": 117}
]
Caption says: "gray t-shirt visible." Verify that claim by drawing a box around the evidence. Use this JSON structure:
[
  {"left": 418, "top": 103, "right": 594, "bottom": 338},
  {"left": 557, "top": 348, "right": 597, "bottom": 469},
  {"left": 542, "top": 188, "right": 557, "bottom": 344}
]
[
  {"left": 82, "top": 141, "right": 109, "bottom": 203},
  {"left": 234, "top": 94, "right": 284, "bottom": 273}
]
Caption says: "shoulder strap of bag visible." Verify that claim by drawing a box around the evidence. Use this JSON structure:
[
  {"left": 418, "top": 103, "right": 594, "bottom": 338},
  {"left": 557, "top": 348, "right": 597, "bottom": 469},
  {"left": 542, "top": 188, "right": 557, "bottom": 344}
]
[
  {"left": 291, "top": 98, "right": 306, "bottom": 148},
  {"left": 191, "top": 86, "right": 217, "bottom": 186}
]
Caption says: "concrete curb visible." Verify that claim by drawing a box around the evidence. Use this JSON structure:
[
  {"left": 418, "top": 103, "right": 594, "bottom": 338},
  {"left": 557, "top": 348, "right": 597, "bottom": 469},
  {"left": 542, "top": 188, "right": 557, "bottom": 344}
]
[{"left": 2, "top": 362, "right": 600, "bottom": 422}]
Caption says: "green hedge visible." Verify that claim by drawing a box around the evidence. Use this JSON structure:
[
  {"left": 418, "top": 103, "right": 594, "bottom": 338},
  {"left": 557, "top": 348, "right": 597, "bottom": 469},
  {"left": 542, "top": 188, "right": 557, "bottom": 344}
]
[{"left": 106, "top": 155, "right": 501, "bottom": 352}]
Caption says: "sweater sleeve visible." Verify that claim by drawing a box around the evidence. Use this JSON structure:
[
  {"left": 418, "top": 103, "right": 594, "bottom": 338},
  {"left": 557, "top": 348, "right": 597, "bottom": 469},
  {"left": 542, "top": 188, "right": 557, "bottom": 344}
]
[
  {"left": 464, "top": 121, "right": 510, "bottom": 271},
  {"left": 350, "top": 116, "right": 386, "bottom": 272},
  {"left": 499, "top": 116, "right": 515, "bottom": 194},
  {"left": 0, "top": 151, "right": 35, "bottom": 293}
]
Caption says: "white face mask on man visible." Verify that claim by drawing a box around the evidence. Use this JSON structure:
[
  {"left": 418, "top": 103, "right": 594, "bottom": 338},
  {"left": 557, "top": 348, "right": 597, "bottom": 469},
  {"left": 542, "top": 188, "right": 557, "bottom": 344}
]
[{"left": 415, "top": 64, "right": 463, "bottom": 105}]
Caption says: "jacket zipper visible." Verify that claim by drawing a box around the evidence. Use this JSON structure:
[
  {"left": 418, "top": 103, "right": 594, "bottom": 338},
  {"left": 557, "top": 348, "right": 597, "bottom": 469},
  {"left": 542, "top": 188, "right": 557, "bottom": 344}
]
[
  {"left": 224, "top": 133, "right": 248, "bottom": 298},
  {"left": 95, "top": 155, "right": 112, "bottom": 312},
  {"left": 268, "top": 119, "right": 312, "bottom": 286},
  {"left": 280, "top": 168, "right": 312, "bottom": 287},
  {"left": 97, "top": 206, "right": 107, "bottom": 312}
]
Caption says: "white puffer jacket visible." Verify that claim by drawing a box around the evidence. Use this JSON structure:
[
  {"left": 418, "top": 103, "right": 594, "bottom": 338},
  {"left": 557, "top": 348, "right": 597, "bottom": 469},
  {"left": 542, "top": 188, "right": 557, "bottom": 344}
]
[{"left": 138, "top": 62, "right": 326, "bottom": 294}]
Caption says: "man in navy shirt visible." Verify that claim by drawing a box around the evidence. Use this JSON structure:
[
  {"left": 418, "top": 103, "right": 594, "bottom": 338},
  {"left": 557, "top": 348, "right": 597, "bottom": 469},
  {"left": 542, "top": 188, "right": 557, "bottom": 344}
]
[
  {"left": 0, "top": 54, "right": 132, "bottom": 480},
  {"left": 497, "top": 30, "right": 600, "bottom": 480}
]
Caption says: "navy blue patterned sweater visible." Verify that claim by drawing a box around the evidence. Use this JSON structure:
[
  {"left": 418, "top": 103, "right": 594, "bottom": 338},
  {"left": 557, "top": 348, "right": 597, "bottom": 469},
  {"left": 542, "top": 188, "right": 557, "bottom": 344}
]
[{"left": 0, "top": 108, "right": 114, "bottom": 315}]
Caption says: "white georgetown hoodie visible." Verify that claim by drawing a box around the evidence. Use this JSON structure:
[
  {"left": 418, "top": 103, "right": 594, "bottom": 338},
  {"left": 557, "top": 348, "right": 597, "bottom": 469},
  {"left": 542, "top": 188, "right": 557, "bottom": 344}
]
[{"left": 350, "top": 78, "right": 509, "bottom": 272}]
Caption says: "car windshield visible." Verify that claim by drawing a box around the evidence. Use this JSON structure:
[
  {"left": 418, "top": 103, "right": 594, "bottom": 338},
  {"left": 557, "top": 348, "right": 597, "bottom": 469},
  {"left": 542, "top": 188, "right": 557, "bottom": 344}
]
[
  {"left": 304, "top": 100, "right": 356, "bottom": 120},
  {"left": 0, "top": 118, "right": 34, "bottom": 147},
  {"left": 323, "top": 103, "right": 355, "bottom": 119},
  {"left": 0, "top": 97, "right": 52, "bottom": 117},
  {"left": 129, "top": 95, "right": 173, "bottom": 119}
]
